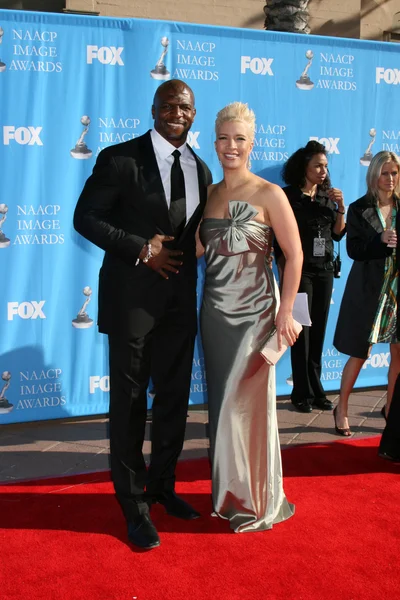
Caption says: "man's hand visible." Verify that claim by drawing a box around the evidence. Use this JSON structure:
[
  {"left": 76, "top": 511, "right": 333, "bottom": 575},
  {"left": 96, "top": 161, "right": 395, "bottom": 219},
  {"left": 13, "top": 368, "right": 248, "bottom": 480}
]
[{"left": 141, "top": 234, "right": 183, "bottom": 279}]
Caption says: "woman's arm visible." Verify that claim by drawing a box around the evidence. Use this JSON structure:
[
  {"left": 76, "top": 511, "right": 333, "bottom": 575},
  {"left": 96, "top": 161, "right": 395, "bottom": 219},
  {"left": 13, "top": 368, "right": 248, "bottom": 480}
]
[
  {"left": 264, "top": 184, "right": 303, "bottom": 349},
  {"left": 197, "top": 183, "right": 218, "bottom": 258},
  {"left": 328, "top": 188, "right": 346, "bottom": 240},
  {"left": 195, "top": 224, "right": 204, "bottom": 258}
]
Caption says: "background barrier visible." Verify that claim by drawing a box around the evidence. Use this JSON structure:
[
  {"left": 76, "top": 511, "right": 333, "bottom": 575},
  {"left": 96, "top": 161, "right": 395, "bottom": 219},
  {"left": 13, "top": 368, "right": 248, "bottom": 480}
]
[{"left": 1, "top": 9, "right": 399, "bottom": 422}]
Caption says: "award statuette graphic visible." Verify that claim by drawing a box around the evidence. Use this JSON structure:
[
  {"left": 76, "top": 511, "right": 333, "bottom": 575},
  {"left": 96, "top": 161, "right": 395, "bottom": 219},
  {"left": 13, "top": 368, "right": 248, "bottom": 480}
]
[
  {"left": 0, "top": 27, "right": 6, "bottom": 72},
  {"left": 286, "top": 374, "right": 293, "bottom": 387},
  {"left": 296, "top": 50, "right": 314, "bottom": 90},
  {"left": 0, "top": 372, "right": 13, "bottom": 414},
  {"left": 0, "top": 204, "right": 10, "bottom": 248},
  {"left": 70, "top": 116, "right": 93, "bottom": 159},
  {"left": 360, "top": 128, "right": 377, "bottom": 166},
  {"left": 72, "top": 286, "right": 94, "bottom": 329},
  {"left": 150, "top": 37, "right": 170, "bottom": 80}
]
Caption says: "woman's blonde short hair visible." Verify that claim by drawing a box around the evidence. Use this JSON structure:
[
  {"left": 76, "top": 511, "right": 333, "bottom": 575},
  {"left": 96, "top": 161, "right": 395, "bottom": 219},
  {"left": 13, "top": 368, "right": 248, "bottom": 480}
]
[
  {"left": 215, "top": 102, "right": 256, "bottom": 140},
  {"left": 367, "top": 151, "right": 400, "bottom": 200}
]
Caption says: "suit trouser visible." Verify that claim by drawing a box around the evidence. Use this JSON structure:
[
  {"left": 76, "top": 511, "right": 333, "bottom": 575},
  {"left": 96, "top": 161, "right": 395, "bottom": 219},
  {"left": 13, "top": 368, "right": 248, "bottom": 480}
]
[
  {"left": 291, "top": 268, "right": 334, "bottom": 403},
  {"left": 108, "top": 295, "right": 197, "bottom": 521},
  {"left": 379, "top": 373, "right": 400, "bottom": 457}
]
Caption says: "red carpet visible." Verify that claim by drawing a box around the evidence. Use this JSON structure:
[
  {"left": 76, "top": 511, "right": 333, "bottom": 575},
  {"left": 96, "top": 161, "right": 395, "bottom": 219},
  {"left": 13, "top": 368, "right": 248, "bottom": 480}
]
[{"left": 0, "top": 436, "right": 399, "bottom": 600}]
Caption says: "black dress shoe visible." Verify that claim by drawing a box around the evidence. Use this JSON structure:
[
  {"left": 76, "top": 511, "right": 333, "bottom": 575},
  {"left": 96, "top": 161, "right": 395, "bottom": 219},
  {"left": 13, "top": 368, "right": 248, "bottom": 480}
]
[
  {"left": 291, "top": 400, "right": 313, "bottom": 413},
  {"left": 378, "top": 451, "right": 400, "bottom": 463},
  {"left": 313, "top": 397, "right": 334, "bottom": 411},
  {"left": 127, "top": 514, "right": 160, "bottom": 550},
  {"left": 155, "top": 491, "right": 200, "bottom": 520}
]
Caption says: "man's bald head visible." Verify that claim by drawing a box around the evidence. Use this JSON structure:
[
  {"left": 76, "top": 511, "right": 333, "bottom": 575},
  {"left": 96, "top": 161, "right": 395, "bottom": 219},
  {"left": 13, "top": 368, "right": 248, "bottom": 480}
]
[
  {"left": 152, "top": 80, "right": 196, "bottom": 148},
  {"left": 153, "top": 80, "right": 195, "bottom": 107}
]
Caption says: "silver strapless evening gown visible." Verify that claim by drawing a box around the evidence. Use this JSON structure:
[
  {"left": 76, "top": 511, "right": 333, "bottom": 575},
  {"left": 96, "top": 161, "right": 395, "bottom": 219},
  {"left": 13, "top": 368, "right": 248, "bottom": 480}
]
[{"left": 200, "top": 201, "right": 295, "bottom": 533}]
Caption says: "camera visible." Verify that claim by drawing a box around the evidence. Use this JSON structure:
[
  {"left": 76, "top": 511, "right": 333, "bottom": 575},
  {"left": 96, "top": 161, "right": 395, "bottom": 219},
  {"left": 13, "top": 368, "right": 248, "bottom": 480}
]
[{"left": 333, "top": 256, "right": 341, "bottom": 278}]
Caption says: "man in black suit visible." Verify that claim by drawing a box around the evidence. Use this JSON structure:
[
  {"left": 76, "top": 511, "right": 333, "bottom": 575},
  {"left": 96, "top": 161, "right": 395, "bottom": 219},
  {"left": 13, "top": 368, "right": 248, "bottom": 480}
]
[
  {"left": 74, "top": 80, "right": 212, "bottom": 549},
  {"left": 379, "top": 217, "right": 400, "bottom": 464},
  {"left": 379, "top": 373, "right": 400, "bottom": 463}
]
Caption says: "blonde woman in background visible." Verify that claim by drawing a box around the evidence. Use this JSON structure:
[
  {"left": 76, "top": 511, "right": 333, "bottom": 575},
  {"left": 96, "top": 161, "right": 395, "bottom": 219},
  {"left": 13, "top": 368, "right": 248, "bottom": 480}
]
[{"left": 334, "top": 151, "right": 400, "bottom": 435}]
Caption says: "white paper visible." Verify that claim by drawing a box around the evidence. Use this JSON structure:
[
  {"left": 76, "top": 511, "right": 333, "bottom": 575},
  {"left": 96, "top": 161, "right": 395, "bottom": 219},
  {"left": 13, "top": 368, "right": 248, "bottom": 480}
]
[{"left": 292, "top": 292, "right": 312, "bottom": 326}]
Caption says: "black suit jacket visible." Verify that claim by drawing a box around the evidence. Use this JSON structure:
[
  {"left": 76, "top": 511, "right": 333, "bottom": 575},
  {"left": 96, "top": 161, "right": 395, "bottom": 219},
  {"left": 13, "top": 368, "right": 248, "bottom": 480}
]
[
  {"left": 334, "top": 194, "right": 399, "bottom": 358},
  {"left": 74, "top": 130, "right": 212, "bottom": 337}
]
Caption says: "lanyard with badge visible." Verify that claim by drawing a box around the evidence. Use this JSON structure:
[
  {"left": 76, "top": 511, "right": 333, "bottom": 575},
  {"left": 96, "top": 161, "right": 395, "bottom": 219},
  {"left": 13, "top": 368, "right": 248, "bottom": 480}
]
[
  {"left": 313, "top": 224, "right": 326, "bottom": 257},
  {"left": 305, "top": 191, "right": 327, "bottom": 258}
]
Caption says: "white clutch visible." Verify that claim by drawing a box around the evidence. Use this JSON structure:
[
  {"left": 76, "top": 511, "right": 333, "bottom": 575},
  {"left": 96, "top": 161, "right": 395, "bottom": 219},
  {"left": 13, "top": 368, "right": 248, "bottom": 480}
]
[{"left": 260, "top": 320, "right": 303, "bottom": 365}]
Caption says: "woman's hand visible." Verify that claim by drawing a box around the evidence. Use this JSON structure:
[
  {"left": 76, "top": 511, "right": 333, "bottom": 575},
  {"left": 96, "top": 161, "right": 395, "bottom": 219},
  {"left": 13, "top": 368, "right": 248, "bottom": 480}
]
[
  {"left": 328, "top": 187, "right": 344, "bottom": 208},
  {"left": 381, "top": 229, "right": 397, "bottom": 248},
  {"left": 275, "top": 307, "right": 299, "bottom": 350},
  {"left": 328, "top": 188, "right": 345, "bottom": 212}
]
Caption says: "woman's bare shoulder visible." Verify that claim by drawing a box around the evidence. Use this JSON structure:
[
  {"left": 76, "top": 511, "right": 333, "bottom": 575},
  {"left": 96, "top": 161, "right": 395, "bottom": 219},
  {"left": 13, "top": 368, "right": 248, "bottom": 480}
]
[
  {"left": 207, "top": 182, "right": 220, "bottom": 199},
  {"left": 253, "top": 177, "right": 285, "bottom": 204}
]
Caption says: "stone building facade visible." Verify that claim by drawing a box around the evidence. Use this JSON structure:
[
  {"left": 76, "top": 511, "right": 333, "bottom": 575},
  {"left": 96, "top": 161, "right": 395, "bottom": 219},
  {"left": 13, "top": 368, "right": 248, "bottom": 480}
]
[{"left": 3, "top": 0, "right": 400, "bottom": 42}]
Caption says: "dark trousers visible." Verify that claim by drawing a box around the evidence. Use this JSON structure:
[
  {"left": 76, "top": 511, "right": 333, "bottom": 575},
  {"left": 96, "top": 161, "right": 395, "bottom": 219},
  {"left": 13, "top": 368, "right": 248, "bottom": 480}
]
[
  {"left": 379, "top": 373, "right": 400, "bottom": 457},
  {"left": 291, "top": 269, "right": 333, "bottom": 403},
  {"left": 108, "top": 295, "right": 197, "bottom": 521}
]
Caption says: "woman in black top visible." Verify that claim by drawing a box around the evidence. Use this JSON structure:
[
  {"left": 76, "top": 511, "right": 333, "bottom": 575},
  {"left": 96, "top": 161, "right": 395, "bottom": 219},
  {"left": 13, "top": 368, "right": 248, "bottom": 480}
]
[{"left": 277, "top": 141, "right": 346, "bottom": 413}]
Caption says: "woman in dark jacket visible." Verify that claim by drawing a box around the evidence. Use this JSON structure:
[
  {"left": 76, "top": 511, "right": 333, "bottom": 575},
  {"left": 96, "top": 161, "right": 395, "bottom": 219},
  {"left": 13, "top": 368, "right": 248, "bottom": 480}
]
[
  {"left": 333, "top": 151, "right": 400, "bottom": 435},
  {"left": 277, "top": 141, "right": 346, "bottom": 413}
]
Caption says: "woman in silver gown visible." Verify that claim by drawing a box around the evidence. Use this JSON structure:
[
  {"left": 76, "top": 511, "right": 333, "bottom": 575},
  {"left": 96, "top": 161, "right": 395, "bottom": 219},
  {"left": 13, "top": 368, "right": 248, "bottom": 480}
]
[{"left": 199, "top": 103, "right": 303, "bottom": 532}]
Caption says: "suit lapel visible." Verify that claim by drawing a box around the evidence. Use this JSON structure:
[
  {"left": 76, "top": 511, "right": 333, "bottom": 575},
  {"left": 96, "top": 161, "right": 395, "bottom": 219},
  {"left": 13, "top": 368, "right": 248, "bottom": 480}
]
[
  {"left": 360, "top": 193, "right": 400, "bottom": 234},
  {"left": 139, "top": 132, "right": 173, "bottom": 235},
  {"left": 177, "top": 149, "right": 207, "bottom": 243},
  {"left": 138, "top": 133, "right": 208, "bottom": 242},
  {"left": 362, "top": 205, "right": 384, "bottom": 234}
]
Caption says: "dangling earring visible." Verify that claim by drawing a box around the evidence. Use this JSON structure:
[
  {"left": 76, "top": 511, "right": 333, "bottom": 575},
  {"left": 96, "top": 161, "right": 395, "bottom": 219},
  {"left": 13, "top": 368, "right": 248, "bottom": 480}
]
[{"left": 247, "top": 157, "right": 252, "bottom": 171}]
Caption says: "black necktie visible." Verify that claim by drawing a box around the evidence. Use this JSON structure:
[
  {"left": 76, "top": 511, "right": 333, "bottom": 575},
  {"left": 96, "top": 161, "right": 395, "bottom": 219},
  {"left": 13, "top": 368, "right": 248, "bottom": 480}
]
[{"left": 169, "top": 149, "right": 186, "bottom": 238}]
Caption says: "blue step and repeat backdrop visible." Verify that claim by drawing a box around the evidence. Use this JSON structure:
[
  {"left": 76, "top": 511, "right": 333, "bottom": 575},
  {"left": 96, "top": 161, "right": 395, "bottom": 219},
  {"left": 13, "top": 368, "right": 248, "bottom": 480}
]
[{"left": 1, "top": 9, "right": 400, "bottom": 423}]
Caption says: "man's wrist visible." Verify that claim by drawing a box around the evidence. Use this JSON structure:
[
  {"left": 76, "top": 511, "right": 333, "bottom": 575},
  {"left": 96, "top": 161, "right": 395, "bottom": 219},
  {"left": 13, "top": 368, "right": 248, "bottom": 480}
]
[
  {"left": 142, "top": 242, "right": 153, "bottom": 263},
  {"left": 138, "top": 244, "right": 148, "bottom": 261},
  {"left": 135, "top": 242, "right": 152, "bottom": 266}
]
